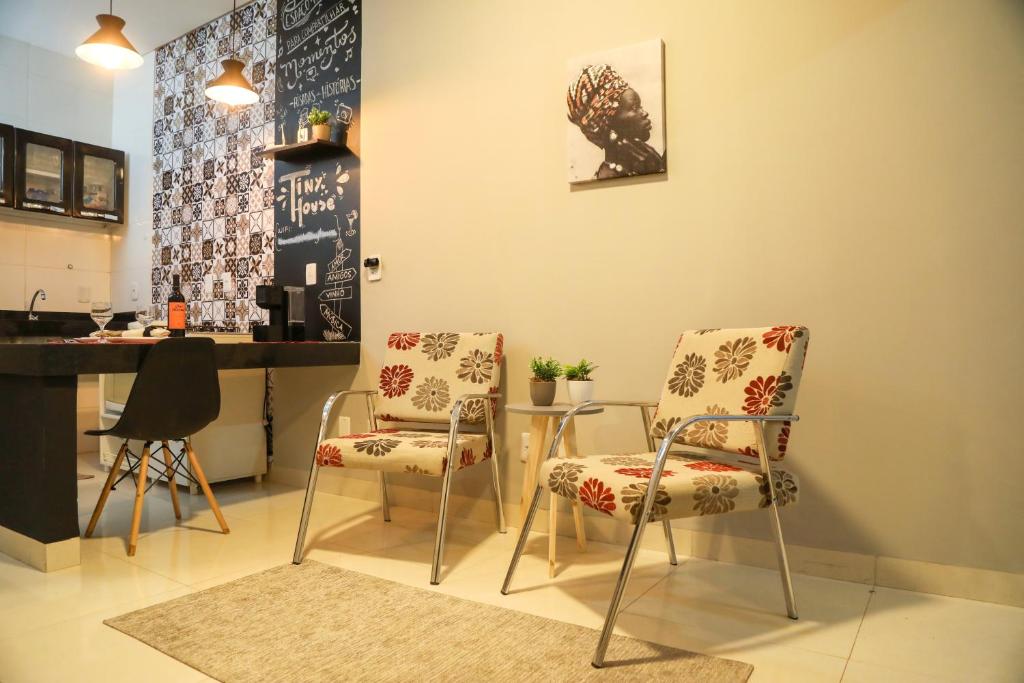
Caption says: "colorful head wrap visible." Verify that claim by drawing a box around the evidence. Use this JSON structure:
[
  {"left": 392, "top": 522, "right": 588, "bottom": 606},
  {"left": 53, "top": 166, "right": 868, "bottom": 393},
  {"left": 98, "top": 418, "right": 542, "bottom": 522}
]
[{"left": 567, "top": 64, "right": 629, "bottom": 144}]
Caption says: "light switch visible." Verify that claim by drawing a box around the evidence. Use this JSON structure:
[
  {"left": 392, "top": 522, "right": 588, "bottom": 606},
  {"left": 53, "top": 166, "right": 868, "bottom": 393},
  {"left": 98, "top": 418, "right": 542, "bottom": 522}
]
[
  {"left": 305, "top": 262, "right": 317, "bottom": 286},
  {"left": 130, "top": 282, "right": 139, "bottom": 301},
  {"left": 364, "top": 254, "right": 382, "bottom": 282},
  {"left": 78, "top": 286, "right": 91, "bottom": 303}
]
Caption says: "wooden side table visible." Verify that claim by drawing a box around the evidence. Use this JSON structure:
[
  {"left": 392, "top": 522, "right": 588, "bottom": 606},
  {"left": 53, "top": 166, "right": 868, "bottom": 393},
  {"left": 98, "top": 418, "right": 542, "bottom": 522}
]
[{"left": 506, "top": 402, "right": 604, "bottom": 577}]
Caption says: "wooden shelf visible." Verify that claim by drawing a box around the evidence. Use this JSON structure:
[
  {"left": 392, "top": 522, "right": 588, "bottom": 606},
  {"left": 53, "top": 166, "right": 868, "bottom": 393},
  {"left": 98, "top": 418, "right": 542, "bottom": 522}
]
[{"left": 257, "top": 139, "right": 349, "bottom": 161}]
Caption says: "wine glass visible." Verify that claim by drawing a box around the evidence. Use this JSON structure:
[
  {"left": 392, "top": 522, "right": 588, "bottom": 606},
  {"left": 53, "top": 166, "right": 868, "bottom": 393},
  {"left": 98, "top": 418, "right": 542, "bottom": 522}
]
[
  {"left": 90, "top": 301, "right": 113, "bottom": 343},
  {"left": 136, "top": 304, "right": 155, "bottom": 328}
]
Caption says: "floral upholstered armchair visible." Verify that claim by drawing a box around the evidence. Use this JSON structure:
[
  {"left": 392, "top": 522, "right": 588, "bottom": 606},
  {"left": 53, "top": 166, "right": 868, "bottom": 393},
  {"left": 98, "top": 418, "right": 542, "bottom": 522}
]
[
  {"left": 293, "top": 332, "right": 506, "bottom": 585},
  {"left": 501, "top": 326, "right": 810, "bottom": 667}
]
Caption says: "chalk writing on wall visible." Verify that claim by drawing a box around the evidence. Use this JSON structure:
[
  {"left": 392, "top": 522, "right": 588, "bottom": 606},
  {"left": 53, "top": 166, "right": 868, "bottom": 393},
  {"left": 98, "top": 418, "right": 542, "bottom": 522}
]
[{"left": 274, "top": 0, "right": 360, "bottom": 341}]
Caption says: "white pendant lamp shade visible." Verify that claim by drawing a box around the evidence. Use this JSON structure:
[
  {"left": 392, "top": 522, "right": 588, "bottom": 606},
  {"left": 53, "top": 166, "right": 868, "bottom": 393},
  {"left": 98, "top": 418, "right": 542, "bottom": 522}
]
[
  {"left": 205, "top": 58, "right": 260, "bottom": 106},
  {"left": 76, "top": 13, "right": 144, "bottom": 70}
]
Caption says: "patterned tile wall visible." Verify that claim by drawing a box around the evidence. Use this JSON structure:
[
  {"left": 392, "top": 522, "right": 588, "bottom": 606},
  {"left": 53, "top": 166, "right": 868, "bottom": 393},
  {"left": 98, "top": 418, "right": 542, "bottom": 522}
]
[{"left": 151, "top": 0, "right": 277, "bottom": 331}]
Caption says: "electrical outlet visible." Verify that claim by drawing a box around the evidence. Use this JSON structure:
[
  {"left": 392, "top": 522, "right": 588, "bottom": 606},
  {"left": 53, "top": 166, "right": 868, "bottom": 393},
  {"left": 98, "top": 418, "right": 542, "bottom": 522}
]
[
  {"left": 77, "top": 286, "right": 91, "bottom": 303},
  {"left": 520, "top": 432, "right": 530, "bottom": 462},
  {"left": 129, "top": 282, "right": 139, "bottom": 301}
]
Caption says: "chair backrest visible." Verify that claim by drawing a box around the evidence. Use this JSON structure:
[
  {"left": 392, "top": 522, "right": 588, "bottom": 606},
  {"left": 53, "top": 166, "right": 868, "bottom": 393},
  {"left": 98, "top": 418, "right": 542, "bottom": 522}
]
[
  {"left": 112, "top": 337, "right": 221, "bottom": 441},
  {"left": 374, "top": 332, "right": 503, "bottom": 425},
  {"left": 650, "top": 326, "right": 809, "bottom": 460}
]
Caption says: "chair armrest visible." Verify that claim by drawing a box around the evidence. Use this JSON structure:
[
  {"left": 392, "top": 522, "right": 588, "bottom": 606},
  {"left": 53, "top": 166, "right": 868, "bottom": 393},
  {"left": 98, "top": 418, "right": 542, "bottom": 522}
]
[
  {"left": 448, "top": 392, "right": 503, "bottom": 429},
  {"left": 315, "top": 390, "right": 379, "bottom": 444},
  {"left": 451, "top": 392, "right": 503, "bottom": 404},
  {"left": 562, "top": 399, "right": 657, "bottom": 418},
  {"left": 658, "top": 413, "right": 799, "bottom": 451},
  {"left": 545, "top": 400, "right": 660, "bottom": 461},
  {"left": 439, "top": 393, "right": 503, "bottom": 473},
  {"left": 656, "top": 413, "right": 799, "bottom": 473}
]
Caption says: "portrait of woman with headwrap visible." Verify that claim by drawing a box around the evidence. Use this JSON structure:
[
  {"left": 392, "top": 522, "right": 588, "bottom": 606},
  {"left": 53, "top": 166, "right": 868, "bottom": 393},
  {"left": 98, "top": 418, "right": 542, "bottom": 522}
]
[{"left": 566, "top": 40, "right": 666, "bottom": 183}]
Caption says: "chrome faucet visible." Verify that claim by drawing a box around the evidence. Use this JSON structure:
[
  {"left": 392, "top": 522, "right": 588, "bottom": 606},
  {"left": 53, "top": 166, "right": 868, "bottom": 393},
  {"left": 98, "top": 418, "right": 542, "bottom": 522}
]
[{"left": 27, "top": 289, "right": 46, "bottom": 321}]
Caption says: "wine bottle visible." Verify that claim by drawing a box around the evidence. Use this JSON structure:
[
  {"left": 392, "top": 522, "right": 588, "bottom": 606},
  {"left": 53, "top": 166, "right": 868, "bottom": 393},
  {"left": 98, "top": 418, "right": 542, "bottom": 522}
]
[{"left": 168, "top": 274, "right": 186, "bottom": 338}]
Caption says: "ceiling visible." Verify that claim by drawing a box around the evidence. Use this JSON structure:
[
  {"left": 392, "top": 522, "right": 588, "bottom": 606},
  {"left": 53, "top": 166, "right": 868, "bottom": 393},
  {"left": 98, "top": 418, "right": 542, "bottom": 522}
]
[{"left": 0, "top": 0, "right": 244, "bottom": 57}]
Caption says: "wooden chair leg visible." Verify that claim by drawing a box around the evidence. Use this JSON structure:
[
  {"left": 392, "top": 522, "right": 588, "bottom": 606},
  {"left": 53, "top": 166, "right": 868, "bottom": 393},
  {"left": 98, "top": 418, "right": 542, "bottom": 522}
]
[
  {"left": 85, "top": 441, "right": 128, "bottom": 537},
  {"left": 127, "top": 443, "right": 152, "bottom": 556},
  {"left": 560, "top": 418, "right": 588, "bottom": 552},
  {"left": 570, "top": 501, "right": 587, "bottom": 552},
  {"left": 161, "top": 441, "right": 182, "bottom": 520},
  {"left": 548, "top": 492, "right": 558, "bottom": 578},
  {"left": 521, "top": 415, "right": 550, "bottom": 523},
  {"left": 184, "top": 440, "right": 229, "bottom": 533}
]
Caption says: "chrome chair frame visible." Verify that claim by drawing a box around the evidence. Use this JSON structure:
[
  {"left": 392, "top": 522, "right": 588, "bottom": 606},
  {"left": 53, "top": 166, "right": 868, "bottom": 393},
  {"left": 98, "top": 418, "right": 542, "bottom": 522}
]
[
  {"left": 292, "top": 389, "right": 506, "bottom": 585},
  {"left": 501, "top": 399, "right": 799, "bottom": 668}
]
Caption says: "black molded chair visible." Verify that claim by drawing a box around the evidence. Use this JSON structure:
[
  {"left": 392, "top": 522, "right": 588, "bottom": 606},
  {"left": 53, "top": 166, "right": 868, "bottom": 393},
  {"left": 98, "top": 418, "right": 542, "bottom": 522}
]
[{"left": 84, "top": 337, "right": 229, "bottom": 555}]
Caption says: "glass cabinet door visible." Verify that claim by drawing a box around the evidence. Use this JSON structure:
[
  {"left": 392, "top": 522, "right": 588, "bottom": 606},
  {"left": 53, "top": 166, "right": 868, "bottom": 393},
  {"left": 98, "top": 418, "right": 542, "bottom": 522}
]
[
  {"left": 14, "top": 129, "right": 73, "bottom": 215},
  {"left": 73, "top": 142, "right": 125, "bottom": 223},
  {"left": 0, "top": 124, "right": 13, "bottom": 207}
]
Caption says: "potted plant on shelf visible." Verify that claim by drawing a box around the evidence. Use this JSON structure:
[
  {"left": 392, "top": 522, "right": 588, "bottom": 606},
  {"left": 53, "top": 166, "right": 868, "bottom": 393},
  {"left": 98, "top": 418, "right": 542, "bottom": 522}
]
[
  {"left": 529, "top": 356, "right": 562, "bottom": 407},
  {"left": 308, "top": 107, "right": 332, "bottom": 141},
  {"left": 564, "top": 358, "right": 597, "bottom": 404}
]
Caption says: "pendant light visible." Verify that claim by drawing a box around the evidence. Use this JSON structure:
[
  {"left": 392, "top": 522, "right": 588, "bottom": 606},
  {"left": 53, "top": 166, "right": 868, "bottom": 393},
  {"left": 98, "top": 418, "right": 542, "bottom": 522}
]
[
  {"left": 205, "top": 0, "right": 259, "bottom": 107},
  {"left": 76, "top": 1, "right": 143, "bottom": 70}
]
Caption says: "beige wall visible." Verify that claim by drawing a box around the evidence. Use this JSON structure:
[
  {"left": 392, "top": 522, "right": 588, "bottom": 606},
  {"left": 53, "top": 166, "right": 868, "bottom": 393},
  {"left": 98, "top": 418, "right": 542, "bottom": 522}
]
[{"left": 273, "top": 0, "right": 1024, "bottom": 576}]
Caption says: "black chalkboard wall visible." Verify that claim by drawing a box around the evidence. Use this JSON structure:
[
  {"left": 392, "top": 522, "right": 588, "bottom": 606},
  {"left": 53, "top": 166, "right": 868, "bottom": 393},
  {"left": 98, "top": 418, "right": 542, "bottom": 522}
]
[{"left": 273, "top": 0, "right": 361, "bottom": 341}]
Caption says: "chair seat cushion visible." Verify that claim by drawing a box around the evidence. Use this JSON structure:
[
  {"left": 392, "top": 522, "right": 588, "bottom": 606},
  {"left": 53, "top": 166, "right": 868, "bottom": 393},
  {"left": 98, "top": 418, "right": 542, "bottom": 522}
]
[
  {"left": 315, "top": 429, "right": 491, "bottom": 476},
  {"left": 539, "top": 452, "right": 798, "bottom": 524}
]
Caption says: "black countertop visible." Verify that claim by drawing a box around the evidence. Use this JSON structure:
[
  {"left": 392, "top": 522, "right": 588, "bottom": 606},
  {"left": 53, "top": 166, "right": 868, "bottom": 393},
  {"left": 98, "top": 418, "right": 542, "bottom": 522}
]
[
  {"left": 0, "top": 339, "right": 360, "bottom": 376},
  {"left": 0, "top": 310, "right": 135, "bottom": 339}
]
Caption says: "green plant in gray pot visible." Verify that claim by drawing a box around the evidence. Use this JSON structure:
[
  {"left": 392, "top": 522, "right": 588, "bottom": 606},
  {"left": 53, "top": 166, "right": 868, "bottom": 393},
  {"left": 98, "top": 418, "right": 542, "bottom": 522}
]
[
  {"left": 529, "top": 356, "right": 562, "bottom": 406},
  {"left": 564, "top": 358, "right": 597, "bottom": 404}
]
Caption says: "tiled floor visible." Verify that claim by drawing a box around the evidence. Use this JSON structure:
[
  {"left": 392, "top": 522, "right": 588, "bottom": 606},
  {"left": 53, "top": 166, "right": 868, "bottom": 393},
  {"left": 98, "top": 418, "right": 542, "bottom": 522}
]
[{"left": 1, "top": 457, "right": 1022, "bottom": 682}]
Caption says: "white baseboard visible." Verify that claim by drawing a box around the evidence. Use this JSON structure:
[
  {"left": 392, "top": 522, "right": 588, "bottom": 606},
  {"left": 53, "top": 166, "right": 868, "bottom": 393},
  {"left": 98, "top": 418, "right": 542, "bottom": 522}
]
[{"left": 270, "top": 464, "right": 1024, "bottom": 608}]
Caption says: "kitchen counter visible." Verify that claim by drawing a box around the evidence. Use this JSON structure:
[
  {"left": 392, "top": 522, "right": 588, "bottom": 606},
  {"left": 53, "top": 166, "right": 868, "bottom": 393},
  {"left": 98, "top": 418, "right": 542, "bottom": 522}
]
[
  {"left": 0, "top": 336, "right": 359, "bottom": 572},
  {"left": 0, "top": 338, "right": 360, "bottom": 375}
]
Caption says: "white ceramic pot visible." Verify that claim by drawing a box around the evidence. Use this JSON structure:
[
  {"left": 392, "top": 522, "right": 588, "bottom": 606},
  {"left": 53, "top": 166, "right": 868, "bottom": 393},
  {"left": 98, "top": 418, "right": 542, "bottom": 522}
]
[{"left": 567, "top": 380, "right": 594, "bottom": 405}]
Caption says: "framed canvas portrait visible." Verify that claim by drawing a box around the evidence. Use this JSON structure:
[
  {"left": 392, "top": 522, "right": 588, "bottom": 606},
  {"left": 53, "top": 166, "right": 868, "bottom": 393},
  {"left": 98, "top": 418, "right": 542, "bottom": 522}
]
[{"left": 566, "top": 39, "right": 666, "bottom": 183}]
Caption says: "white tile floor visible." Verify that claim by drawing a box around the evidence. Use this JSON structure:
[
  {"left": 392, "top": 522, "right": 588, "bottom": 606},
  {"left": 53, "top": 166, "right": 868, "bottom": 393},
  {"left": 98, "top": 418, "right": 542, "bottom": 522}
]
[{"left": 1, "top": 456, "right": 1022, "bottom": 682}]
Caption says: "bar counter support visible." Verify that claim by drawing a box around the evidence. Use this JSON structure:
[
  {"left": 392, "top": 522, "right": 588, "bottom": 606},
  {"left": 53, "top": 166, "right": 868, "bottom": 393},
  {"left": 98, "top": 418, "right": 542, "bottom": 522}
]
[{"left": 0, "top": 374, "right": 81, "bottom": 570}]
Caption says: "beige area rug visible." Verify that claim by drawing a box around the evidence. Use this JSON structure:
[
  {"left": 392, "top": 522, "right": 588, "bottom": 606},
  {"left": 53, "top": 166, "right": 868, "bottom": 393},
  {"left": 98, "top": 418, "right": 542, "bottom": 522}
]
[{"left": 105, "top": 561, "right": 753, "bottom": 682}]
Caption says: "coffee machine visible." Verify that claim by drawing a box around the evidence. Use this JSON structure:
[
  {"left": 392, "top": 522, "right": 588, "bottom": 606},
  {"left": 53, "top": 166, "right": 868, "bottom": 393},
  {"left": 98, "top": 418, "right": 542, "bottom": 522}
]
[{"left": 253, "top": 284, "right": 306, "bottom": 342}]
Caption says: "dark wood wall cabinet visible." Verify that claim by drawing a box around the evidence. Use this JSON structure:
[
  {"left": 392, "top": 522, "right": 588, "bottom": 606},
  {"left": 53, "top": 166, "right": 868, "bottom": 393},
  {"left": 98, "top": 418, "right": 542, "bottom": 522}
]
[
  {"left": 73, "top": 142, "right": 125, "bottom": 223},
  {"left": 1, "top": 126, "right": 125, "bottom": 224},
  {"left": 0, "top": 124, "right": 13, "bottom": 208},
  {"left": 14, "top": 129, "right": 74, "bottom": 217}
]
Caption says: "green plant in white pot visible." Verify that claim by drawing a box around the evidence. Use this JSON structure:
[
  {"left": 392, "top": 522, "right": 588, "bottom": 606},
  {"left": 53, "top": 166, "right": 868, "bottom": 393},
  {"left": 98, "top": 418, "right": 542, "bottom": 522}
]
[
  {"left": 564, "top": 359, "right": 597, "bottom": 404},
  {"left": 529, "top": 356, "right": 562, "bottom": 406},
  {"left": 307, "top": 107, "right": 332, "bottom": 141}
]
